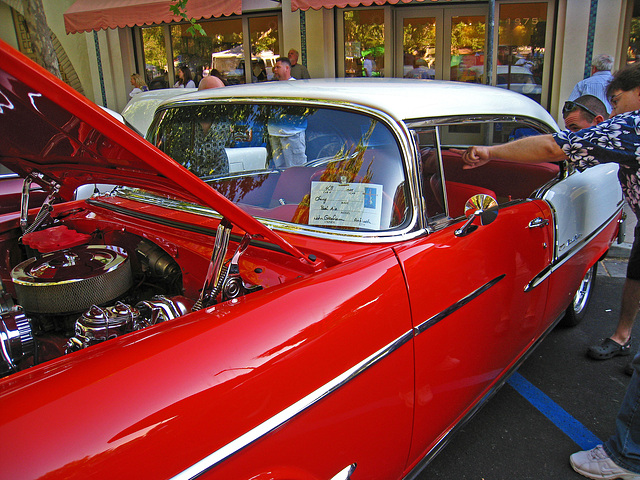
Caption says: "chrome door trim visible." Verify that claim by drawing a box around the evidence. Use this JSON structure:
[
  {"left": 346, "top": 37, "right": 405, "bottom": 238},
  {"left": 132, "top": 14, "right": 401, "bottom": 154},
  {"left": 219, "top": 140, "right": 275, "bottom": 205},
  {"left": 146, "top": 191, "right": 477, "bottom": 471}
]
[
  {"left": 170, "top": 277, "right": 504, "bottom": 480},
  {"left": 414, "top": 275, "right": 505, "bottom": 335},
  {"left": 525, "top": 205, "right": 623, "bottom": 292},
  {"left": 169, "top": 330, "right": 415, "bottom": 480}
]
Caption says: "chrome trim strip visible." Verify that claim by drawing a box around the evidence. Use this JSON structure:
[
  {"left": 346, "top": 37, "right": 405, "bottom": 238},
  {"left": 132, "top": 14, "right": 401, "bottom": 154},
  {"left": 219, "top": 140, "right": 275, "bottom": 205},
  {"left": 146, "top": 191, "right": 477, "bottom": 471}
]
[
  {"left": 525, "top": 205, "right": 624, "bottom": 292},
  {"left": 413, "top": 275, "right": 506, "bottom": 335},
  {"left": 402, "top": 309, "right": 567, "bottom": 480},
  {"left": 171, "top": 273, "right": 503, "bottom": 479},
  {"left": 330, "top": 463, "right": 357, "bottom": 480},
  {"left": 169, "top": 330, "right": 415, "bottom": 480},
  {"left": 405, "top": 115, "right": 556, "bottom": 134}
]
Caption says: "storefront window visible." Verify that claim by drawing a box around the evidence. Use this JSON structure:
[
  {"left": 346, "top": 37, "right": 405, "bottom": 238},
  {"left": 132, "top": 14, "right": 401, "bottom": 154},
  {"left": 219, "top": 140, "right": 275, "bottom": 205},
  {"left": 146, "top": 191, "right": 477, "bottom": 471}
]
[
  {"left": 450, "top": 15, "right": 485, "bottom": 83},
  {"left": 249, "top": 16, "right": 279, "bottom": 82},
  {"left": 402, "top": 17, "right": 436, "bottom": 79},
  {"left": 142, "top": 26, "right": 169, "bottom": 89},
  {"left": 171, "top": 19, "right": 243, "bottom": 86},
  {"left": 498, "top": 3, "right": 547, "bottom": 103},
  {"left": 343, "top": 9, "right": 385, "bottom": 77},
  {"left": 627, "top": 0, "right": 640, "bottom": 64}
]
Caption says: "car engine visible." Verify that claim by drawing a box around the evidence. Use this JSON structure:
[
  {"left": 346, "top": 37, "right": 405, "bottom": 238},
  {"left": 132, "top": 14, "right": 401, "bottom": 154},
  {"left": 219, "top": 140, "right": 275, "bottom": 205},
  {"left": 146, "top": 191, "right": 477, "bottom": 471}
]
[{"left": 0, "top": 211, "right": 260, "bottom": 378}]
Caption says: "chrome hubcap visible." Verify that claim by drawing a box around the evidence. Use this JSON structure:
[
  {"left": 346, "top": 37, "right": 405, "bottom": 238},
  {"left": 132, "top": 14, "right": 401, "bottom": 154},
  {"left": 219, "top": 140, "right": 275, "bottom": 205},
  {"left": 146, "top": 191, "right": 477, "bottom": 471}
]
[{"left": 573, "top": 266, "right": 594, "bottom": 314}]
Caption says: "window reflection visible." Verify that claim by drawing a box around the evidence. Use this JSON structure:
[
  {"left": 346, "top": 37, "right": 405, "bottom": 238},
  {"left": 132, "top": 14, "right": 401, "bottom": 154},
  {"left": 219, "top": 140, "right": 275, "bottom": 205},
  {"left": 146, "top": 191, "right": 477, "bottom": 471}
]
[
  {"left": 171, "top": 19, "right": 243, "bottom": 86},
  {"left": 450, "top": 15, "right": 485, "bottom": 83},
  {"left": 498, "top": 3, "right": 547, "bottom": 103},
  {"left": 249, "top": 16, "right": 279, "bottom": 83},
  {"left": 343, "top": 9, "right": 385, "bottom": 77},
  {"left": 142, "top": 26, "right": 169, "bottom": 89},
  {"left": 403, "top": 17, "right": 436, "bottom": 79}
]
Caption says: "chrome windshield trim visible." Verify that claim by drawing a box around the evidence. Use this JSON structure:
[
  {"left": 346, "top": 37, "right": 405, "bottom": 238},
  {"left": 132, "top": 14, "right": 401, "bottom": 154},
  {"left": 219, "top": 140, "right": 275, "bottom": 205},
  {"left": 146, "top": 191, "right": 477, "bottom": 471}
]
[
  {"left": 147, "top": 99, "right": 422, "bottom": 242},
  {"left": 525, "top": 204, "right": 624, "bottom": 291},
  {"left": 112, "top": 187, "right": 423, "bottom": 244},
  {"left": 169, "top": 330, "right": 415, "bottom": 480}
]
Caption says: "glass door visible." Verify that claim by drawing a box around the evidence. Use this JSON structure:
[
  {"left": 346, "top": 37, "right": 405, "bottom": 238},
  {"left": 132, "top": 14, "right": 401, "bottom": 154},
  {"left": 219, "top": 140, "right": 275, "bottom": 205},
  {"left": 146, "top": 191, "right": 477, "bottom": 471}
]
[
  {"left": 445, "top": 9, "right": 487, "bottom": 83},
  {"left": 395, "top": 10, "right": 442, "bottom": 79},
  {"left": 394, "top": 7, "right": 487, "bottom": 83}
]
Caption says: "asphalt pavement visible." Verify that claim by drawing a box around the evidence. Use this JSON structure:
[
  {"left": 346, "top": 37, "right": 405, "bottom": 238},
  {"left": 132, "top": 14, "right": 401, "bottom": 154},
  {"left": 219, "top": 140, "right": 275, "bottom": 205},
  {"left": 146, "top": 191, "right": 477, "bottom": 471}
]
[{"left": 416, "top": 243, "right": 636, "bottom": 480}]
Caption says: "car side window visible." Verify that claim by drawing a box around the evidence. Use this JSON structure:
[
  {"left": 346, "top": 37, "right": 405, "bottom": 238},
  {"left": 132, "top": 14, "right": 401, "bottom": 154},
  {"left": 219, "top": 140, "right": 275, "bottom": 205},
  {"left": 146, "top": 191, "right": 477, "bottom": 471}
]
[
  {"left": 415, "top": 128, "right": 446, "bottom": 220},
  {"left": 436, "top": 121, "right": 559, "bottom": 214}
]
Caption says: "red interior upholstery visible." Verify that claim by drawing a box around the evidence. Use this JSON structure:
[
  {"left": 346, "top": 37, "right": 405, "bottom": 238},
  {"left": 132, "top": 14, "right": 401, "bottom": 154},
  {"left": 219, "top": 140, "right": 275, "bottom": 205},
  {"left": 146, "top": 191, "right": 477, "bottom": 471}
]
[
  {"left": 270, "top": 166, "right": 321, "bottom": 208},
  {"left": 440, "top": 151, "right": 559, "bottom": 201}
]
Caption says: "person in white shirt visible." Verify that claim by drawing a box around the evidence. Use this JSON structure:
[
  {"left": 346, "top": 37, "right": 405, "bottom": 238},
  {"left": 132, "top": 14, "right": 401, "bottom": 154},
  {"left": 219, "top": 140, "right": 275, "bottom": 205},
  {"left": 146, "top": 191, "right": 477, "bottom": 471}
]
[
  {"left": 129, "top": 73, "right": 148, "bottom": 97},
  {"left": 273, "top": 57, "right": 296, "bottom": 81},
  {"left": 174, "top": 65, "right": 196, "bottom": 88}
]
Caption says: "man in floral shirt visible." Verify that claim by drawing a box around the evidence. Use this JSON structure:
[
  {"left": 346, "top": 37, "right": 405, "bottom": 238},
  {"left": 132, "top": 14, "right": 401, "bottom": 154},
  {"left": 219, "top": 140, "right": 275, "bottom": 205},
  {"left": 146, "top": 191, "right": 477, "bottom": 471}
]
[{"left": 461, "top": 62, "right": 640, "bottom": 480}]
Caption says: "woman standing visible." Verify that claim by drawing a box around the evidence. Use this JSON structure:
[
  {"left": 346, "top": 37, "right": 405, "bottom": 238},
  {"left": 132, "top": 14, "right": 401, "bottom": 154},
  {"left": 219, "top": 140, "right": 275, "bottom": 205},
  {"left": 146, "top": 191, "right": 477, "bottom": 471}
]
[
  {"left": 174, "top": 65, "right": 196, "bottom": 88},
  {"left": 129, "top": 73, "right": 149, "bottom": 97}
]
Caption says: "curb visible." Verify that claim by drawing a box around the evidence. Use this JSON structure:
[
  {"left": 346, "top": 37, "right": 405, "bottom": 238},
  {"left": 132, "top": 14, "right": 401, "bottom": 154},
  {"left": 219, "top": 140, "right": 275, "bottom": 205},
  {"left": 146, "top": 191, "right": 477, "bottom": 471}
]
[{"left": 608, "top": 242, "right": 632, "bottom": 259}]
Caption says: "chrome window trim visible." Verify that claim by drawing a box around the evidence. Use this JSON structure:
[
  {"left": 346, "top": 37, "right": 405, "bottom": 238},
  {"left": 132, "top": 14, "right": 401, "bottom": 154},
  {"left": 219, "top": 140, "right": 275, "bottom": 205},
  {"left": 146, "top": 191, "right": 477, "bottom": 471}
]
[
  {"left": 170, "top": 276, "right": 504, "bottom": 480},
  {"left": 406, "top": 115, "right": 558, "bottom": 234},
  {"left": 404, "top": 115, "right": 557, "bottom": 134},
  {"left": 147, "top": 99, "right": 424, "bottom": 243}
]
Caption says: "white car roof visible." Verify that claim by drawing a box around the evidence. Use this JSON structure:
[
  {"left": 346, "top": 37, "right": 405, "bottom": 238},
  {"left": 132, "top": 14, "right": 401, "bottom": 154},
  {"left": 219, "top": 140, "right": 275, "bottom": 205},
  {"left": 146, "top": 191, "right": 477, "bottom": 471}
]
[
  {"left": 162, "top": 78, "right": 558, "bottom": 131},
  {"left": 121, "top": 87, "right": 197, "bottom": 135}
]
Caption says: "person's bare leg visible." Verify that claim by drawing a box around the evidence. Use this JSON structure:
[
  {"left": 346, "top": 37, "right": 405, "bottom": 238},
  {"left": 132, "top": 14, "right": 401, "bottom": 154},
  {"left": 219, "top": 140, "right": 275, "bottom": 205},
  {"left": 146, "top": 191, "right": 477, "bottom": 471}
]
[
  {"left": 611, "top": 278, "right": 640, "bottom": 345},
  {"left": 588, "top": 277, "right": 640, "bottom": 360}
]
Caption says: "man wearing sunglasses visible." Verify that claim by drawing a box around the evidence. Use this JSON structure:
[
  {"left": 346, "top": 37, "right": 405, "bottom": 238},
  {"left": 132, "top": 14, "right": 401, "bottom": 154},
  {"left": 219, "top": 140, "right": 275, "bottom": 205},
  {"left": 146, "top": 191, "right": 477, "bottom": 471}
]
[
  {"left": 562, "top": 95, "right": 607, "bottom": 133},
  {"left": 459, "top": 61, "right": 640, "bottom": 480}
]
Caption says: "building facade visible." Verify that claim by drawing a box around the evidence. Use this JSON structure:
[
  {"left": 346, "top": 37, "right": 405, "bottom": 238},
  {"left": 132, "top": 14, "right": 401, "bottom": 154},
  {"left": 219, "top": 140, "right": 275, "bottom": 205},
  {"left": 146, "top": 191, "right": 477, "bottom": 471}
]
[{"left": 0, "top": 0, "right": 636, "bottom": 126}]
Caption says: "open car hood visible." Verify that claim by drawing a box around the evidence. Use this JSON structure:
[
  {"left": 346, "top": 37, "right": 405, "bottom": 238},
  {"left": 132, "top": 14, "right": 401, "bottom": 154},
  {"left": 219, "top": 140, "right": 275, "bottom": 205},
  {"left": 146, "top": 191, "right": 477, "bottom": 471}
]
[{"left": 0, "top": 40, "right": 308, "bottom": 262}]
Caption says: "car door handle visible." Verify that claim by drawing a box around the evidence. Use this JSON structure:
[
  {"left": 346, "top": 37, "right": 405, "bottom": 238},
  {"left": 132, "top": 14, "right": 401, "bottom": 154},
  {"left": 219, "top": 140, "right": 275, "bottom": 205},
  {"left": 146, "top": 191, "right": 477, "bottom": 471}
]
[{"left": 528, "top": 217, "right": 549, "bottom": 228}]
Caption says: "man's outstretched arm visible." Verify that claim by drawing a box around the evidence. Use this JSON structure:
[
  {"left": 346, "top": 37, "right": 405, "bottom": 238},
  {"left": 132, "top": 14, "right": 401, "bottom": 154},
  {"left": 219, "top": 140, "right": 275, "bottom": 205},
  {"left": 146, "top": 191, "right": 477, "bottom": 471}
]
[{"left": 454, "top": 134, "right": 568, "bottom": 169}]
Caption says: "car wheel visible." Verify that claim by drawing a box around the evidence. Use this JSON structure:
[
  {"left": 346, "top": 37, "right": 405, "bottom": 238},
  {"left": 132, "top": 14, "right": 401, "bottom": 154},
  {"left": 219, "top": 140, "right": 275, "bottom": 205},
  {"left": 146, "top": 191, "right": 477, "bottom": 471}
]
[{"left": 559, "top": 263, "right": 597, "bottom": 327}]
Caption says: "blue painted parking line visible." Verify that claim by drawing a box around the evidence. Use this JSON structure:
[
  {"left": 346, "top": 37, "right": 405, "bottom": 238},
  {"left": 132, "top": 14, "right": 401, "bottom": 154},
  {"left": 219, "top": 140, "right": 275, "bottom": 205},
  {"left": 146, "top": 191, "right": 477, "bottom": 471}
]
[{"left": 507, "top": 372, "right": 602, "bottom": 450}]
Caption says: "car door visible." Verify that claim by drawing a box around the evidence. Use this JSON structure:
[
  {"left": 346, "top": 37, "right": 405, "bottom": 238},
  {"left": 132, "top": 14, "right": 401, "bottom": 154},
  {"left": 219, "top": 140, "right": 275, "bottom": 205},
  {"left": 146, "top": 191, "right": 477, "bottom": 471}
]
[{"left": 395, "top": 127, "right": 553, "bottom": 468}]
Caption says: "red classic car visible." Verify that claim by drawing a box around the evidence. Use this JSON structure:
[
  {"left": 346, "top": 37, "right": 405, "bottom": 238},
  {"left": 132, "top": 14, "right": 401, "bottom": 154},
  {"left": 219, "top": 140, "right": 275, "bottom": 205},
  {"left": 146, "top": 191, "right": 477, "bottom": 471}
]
[{"left": 0, "top": 39, "right": 624, "bottom": 480}]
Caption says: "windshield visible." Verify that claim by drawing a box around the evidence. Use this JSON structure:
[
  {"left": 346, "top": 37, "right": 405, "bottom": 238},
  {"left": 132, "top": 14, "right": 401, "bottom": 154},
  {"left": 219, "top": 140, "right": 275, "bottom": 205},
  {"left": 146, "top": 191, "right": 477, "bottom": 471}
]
[{"left": 150, "top": 103, "right": 408, "bottom": 232}]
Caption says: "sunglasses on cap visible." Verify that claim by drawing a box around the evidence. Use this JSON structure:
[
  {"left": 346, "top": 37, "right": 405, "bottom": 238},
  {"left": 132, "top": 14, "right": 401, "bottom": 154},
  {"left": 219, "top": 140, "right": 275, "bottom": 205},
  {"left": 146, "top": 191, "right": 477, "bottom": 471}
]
[{"left": 562, "top": 100, "right": 598, "bottom": 118}]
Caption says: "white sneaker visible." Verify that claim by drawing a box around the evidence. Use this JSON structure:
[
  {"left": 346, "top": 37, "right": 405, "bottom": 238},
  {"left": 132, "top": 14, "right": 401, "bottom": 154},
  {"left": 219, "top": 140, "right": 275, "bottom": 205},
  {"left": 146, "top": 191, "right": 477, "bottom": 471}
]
[{"left": 570, "top": 445, "right": 640, "bottom": 479}]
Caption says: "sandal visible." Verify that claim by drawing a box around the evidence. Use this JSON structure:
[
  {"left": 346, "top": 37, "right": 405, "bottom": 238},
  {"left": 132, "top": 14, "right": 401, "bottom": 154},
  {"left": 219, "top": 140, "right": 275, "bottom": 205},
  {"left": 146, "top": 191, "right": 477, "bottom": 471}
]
[{"left": 587, "top": 338, "right": 632, "bottom": 360}]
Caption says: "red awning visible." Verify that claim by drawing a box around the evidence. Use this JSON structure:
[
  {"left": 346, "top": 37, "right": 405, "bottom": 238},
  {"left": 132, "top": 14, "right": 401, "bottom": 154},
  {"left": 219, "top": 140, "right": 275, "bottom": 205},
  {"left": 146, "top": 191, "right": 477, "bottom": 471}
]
[
  {"left": 292, "top": 0, "right": 419, "bottom": 11},
  {"left": 64, "top": 0, "right": 241, "bottom": 34}
]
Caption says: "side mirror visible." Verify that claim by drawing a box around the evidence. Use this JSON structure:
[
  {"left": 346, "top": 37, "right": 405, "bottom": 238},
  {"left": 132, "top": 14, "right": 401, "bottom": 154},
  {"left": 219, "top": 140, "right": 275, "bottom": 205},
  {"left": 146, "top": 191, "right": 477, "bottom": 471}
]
[{"left": 455, "top": 194, "right": 498, "bottom": 237}]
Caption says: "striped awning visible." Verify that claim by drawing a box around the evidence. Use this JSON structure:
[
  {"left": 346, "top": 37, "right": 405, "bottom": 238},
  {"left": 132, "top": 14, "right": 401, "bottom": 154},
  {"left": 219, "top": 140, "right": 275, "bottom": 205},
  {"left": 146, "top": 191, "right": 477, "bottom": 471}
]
[
  {"left": 292, "top": 0, "right": 426, "bottom": 11},
  {"left": 64, "top": 0, "right": 241, "bottom": 34}
]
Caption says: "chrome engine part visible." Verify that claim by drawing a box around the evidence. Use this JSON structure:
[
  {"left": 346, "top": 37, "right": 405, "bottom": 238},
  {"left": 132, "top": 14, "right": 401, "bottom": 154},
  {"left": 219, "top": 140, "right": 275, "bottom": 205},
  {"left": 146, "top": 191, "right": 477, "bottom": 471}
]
[
  {"left": 0, "top": 228, "right": 260, "bottom": 378},
  {"left": 0, "top": 308, "right": 34, "bottom": 376},
  {"left": 11, "top": 245, "right": 133, "bottom": 314},
  {"left": 66, "top": 302, "right": 140, "bottom": 352},
  {"left": 66, "top": 295, "right": 194, "bottom": 352},
  {"left": 135, "top": 295, "right": 193, "bottom": 328}
]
